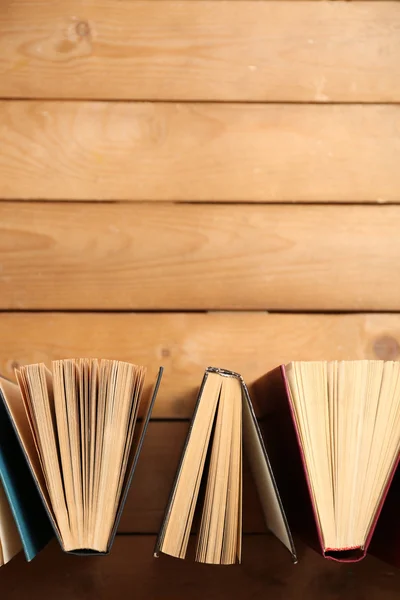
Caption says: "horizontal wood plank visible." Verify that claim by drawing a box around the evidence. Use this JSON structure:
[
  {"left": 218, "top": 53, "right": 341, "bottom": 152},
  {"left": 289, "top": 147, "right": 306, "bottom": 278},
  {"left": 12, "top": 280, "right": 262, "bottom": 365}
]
[
  {"left": 1, "top": 102, "right": 400, "bottom": 201},
  {"left": 1, "top": 203, "right": 400, "bottom": 310},
  {"left": 1, "top": 536, "right": 399, "bottom": 599},
  {"left": 1, "top": 312, "right": 400, "bottom": 417},
  {"left": 1, "top": 2, "right": 400, "bottom": 102},
  {"left": 123, "top": 421, "right": 265, "bottom": 533}
]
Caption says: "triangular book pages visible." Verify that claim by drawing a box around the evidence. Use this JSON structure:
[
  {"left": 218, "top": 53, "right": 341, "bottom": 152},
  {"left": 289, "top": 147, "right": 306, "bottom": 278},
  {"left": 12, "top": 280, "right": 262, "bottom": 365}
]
[
  {"left": 253, "top": 361, "right": 400, "bottom": 563},
  {"left": 1, "top": 361, "right": 163, "bottom": 556},
  {"left": 0, "top": 377, "right": 53, "bottom": 563},
  {"left": 155, "top": 367, "right": 296, "bottom": 565}
]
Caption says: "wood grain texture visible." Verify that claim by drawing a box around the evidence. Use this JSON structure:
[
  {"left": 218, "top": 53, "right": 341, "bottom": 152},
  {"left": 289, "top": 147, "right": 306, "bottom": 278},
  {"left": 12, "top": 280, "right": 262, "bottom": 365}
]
[
  {"left": 1, "top": 1, "right": 400, "bottom": 102},
  {"left": 1, "top": 203, "right": 400, "bottom": 310},
  {"left": 1, "top": 312, "right": 400, "bottom": 417},
  {"left": 1, "top": 102, "right": 400, "bottom": 202},
  {"left": 1, "top": 535, "right": 400, "bottom": 600},
  {"left": 123, "top": 421, "right": 265, "bottom": 533}
]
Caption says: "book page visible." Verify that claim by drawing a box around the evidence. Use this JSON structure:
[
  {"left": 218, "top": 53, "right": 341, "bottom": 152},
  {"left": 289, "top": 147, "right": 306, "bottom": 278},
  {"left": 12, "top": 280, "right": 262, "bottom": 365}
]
[
  {"left": 92, "top": 360, "right": 146, "bottom": 551},
  {"left": 159, "top": 372, "right": 222, "bottom": 559},
  {"left": 5, "top": 361, "right": 148, "bottom": 553},
  {"left": 0, "top": 480, "right": 21, "bottom": 565},
  {"left": 196, "top": 375, "right": 242, "bottom": 565},
  {"left": 224, "top": 376, "right": 242, "bottom": 564},
  {"left": 0, "top": 377, "right": 51, "bottom": 513},
  {"left": 286, "top": 360, "right": 400, "bottom": 553}
]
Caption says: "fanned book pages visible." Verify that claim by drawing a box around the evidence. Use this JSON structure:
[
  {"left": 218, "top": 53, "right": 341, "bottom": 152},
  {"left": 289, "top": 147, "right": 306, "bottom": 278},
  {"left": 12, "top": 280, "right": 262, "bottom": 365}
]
[
  {"left": 0, "top": 360, "right": 163, "bottom": 555},
  {"left": 155, "top": 367, "right": 296, "bottom": 565},
  {"left": 256, "top": 360, "right": 400, "bottom": 563}
]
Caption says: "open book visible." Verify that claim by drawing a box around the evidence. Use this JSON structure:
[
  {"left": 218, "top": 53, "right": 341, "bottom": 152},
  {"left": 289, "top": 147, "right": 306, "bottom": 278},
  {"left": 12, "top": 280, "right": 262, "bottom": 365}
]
[
  {"left": 155, "top": 367, "right": 296, "bottom": 565},
  {"left": 257, "top": 360, "right": 400, "bottom": 562},
  {"left": 0, "top": 360, "right": 162, "bottom": 555}
]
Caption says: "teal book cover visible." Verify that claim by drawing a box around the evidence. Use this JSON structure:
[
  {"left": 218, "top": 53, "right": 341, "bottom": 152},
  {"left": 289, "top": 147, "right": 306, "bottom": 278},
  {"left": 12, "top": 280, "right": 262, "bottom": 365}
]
[{"left": 0, "top": 388, "right": 53, "bottom": 561}]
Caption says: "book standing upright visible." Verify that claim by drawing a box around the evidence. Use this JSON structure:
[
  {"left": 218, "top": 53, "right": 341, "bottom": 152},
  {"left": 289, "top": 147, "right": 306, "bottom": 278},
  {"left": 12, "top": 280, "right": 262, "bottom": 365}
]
[
  {"left": 155, "top": 367, "right": 296, "bottom": 564},
  {"left": 0, "top": 359, "right": 163, "bottom": 556},
  {"left": 254, "top": 361, "right": 400, "bottom": 562}
]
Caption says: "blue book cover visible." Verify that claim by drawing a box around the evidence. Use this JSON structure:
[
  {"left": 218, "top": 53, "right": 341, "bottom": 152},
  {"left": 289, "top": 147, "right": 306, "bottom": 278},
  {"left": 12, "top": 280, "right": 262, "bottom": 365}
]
[{"left": 0, "top": 385, "right": 53, "bottom": 561}]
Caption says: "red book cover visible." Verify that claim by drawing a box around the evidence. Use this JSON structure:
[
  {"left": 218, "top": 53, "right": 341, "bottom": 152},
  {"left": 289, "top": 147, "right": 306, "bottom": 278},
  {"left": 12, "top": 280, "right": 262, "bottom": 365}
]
[{"left": 253, "top": 365, "right": 400, "bottom": 564}]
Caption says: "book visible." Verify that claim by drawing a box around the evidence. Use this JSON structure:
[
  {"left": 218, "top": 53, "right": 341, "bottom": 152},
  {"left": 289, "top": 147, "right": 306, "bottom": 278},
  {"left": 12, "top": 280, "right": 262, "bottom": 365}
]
[
  {"left": 0, "top": 377, "right": 53, "bottom": 566},
  {"left": 0, "top": 359, "right": 163, "bottom": 555},
  {"left": 254, "top": 360, "right": 400, "bottom": 562},
  {"left": 0, "top": 480, "right": 21, "bottom": 566},
  {"left": 154, "top": 367, "right": 296, "bottom": 565}
]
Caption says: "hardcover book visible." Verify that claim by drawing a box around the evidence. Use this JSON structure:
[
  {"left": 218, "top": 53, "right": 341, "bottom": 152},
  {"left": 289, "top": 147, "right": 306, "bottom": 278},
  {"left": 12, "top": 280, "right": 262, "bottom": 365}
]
[
  {"left": 155, "top": 367, "right": 296, "bottom": 565},
  {"left": 0, "top": 359, "right": 163, "bottom": 555},
  {"left": 254, "top": 360, "right": 400, "bottom": 562}
]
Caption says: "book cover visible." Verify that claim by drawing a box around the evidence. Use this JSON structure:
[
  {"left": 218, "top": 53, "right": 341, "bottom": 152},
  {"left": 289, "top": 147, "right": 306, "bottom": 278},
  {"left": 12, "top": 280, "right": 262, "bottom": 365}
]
[{"left": 0, "top": 378, "right": 53, "bottom": 561}]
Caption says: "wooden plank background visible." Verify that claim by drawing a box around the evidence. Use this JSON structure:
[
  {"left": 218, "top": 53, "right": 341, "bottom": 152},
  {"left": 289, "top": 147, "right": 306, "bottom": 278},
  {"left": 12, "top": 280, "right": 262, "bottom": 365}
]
[
  {"left": 0, "top": 312, "right": 399, "bottom": 417},
  {"left": 1, "top": 0, "right": 400, "bottom": 596},
  {"left": 1, "top": 2, "right": 400, "bottom": 102},
  {"left": 1, "top": 203, "right": 400, "bottom": 309},
  {"left": 1, "top": 103, "right": 399, "bottom": 201}
]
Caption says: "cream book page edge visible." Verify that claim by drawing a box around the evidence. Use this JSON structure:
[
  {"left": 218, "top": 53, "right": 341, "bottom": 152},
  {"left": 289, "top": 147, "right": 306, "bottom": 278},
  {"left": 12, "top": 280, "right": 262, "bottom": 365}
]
[
  {"left": 0, "top": 480, "right": 21, "bottom": 564},
  {"left": 0, "top": 377, "right": 53, "bottom": 517}
]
